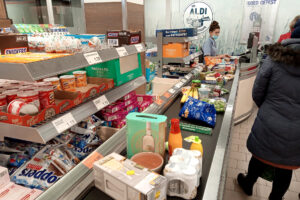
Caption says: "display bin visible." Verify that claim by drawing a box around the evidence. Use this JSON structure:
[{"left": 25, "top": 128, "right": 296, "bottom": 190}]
[{"left": 85, "top": 53, "right": 142, "bottom": 86}]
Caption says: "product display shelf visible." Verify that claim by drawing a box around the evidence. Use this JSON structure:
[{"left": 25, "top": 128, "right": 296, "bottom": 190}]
[
  {"left": 162, "top": 36, "right": 199, "bottom": 44},
  {"left": 0, "top": 76, "right": 146, "bottom": 144},
  {"left": 35, "top": 66, "right": 202, "bottom": 200},
  {"left": 0, "top": 44, "right": 146, "bottom": 81},
  {"left": 80, "top": 66, "right": 240, "bottom": 200}
]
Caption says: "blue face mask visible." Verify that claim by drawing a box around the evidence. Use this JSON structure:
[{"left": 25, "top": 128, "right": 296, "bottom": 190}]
[{"left": 212, "top": 35, "right": 218, "bottom": 40}]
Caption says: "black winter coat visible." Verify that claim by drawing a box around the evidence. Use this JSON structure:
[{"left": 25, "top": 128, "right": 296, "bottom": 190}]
[{"left": 247, "top": 39, "right": 300, "bottom": 166}]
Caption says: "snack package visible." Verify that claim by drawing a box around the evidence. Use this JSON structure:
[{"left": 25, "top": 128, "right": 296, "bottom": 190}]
[
  {"left": 179, "top": 97, "right": 216, "bottom": 127},
  {"left": 104, "top": 102, "right": 124, "bottom": 114},
  {"left": 120, "top": 91, "right": 136, "bottom": 101},
  {"left": 112, "top": 119, "right": 126, "bottom": 129},
  {"left": 11, "top": 145, "right": 79, "bottom": 190}
]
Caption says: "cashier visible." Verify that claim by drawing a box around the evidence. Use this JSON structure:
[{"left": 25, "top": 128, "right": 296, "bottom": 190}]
[{"left": 202, "top": 20, "right": 229, "bottom": 59}]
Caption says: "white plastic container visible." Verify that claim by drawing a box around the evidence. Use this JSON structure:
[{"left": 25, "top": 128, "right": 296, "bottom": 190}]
[{"left": 163, "top": 148, "right": 202, "bottom": 199}]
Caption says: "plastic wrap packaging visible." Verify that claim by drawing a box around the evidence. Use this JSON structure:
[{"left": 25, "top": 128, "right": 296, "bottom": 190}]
[{"left": 179, "top": 97, "right": 216, "bottom": 127}]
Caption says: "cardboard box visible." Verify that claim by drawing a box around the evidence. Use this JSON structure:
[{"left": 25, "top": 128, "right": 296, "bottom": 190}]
[
  {"left": 152, "top": 77, "right": 180, "bottom": 96},
  {"left": 0, "top": 78, "right": 114, "bottom": 127},
  {"left": 86, "top": 54, "right": 142, "bottom": 86},
  {"left": 107, "top": 30, "right": 141, "bottom": 47},
  {"left": 0, "top": 34, "right": 28, "bottom": 55},
  {"left": 163, "top": 42, "right": 190, "bottom": 58},
  {"left": 126, "top": 113, "right": 167, "bottom": 158},
  {"left": 93, "top": 153, "right": 167, "bottom": 200},
  {"left": 156, "top": 28, "right": 197, "bottom": 37}
]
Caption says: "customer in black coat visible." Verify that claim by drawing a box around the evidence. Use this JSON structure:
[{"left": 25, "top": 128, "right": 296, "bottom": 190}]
[{"left": 237, "top": 21, "right": 300, "bottom": 200}]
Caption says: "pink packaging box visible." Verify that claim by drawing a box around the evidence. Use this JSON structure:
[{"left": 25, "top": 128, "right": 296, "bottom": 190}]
[
  {"left": 125, "top": 101, "right": 138, "bottom": 112},
  {"left": 138, "top": 101, "right": 152, "bottom": 112},
  {"left": 137, "top": 95, "right": 154, "bottom": 105},
  {"left": 120, "top": 91, "right": 136, "bottom": 101},
  {"left": 105, "top": 102, "right": 125, "bottom": 114},
  {"left": 0, "top": 182, "right": 33, "bottom": 200},
  {"left": 112, "top": 118, "right": 126, "bottom": 128},
  {"left": 102, "top": 110, "right": 128, "bottom": 121},
  {"left": 0, "top": 166, "right": 10, "bottom": 188},
  {"left": 118, "top": 96, "right": 137, "bottom": 107}
]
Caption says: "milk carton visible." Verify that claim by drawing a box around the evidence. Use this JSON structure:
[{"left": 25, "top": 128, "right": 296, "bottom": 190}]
[{"left": 163, "top": 148, "right": 202, "bottom": 199}]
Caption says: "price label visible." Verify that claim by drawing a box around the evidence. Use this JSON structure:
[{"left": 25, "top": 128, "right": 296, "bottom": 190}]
[
  {"left": 175, "top": 82, "right": 184, "bottom": 88},
  {"left": 84, "top": 52, "right": 102, "bottom": 65},
  {"left": 116, "top": 47, "right": 129, "bottom": 57},
  {"left": 181, "top": 79, "right": 187, "bottom": 83},
  {"left": 185, "top": 74, "right": 192, "bottom": 79},
  {"left": 52, "top": 113, "right": 77, "bottom": 133},
  {"left": 168, "top": 88, "right": 175, "bottom": 94},
  {"left": 93, "top": 95, "right": 109, "bottom": 110},
  {"left": 135, "top": 44, "right": 144, "bottom": 52}
]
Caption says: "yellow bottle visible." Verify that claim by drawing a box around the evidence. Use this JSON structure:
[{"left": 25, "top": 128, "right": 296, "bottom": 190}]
[{"left": 190, "top": 136, "right": 203, "bottom": 156}]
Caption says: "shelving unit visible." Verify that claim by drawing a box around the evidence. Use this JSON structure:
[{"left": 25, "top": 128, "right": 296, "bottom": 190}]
[
  {"left": 0, "top": 44, "right": 146, "bottom": 81},
  {"left": 36, "top": 65, "right": 203, "bottom": 200},
  {"left": 156, "top": 31, "right": 202, "bottom": 77},
  {"left": 0, "top": 76, "right": 146, "bottom": 143}
]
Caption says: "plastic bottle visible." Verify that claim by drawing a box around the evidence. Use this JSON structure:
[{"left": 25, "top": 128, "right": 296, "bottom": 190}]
[
  {"left": 168, "top": 119, "right": 182, "bottom": 156},
  {"left": 190, "top": 136, "right": 203, "bottom": 156},
  {"left": 142, "top": 121, "right": 155, "bottom": 152}
]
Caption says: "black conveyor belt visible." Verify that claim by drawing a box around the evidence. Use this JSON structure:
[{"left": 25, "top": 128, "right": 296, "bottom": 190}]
[{"left": 81, "top": 80, "right": 233, "bottom": 200}]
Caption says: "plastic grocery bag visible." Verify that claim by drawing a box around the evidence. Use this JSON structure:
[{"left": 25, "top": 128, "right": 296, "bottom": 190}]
[{"left": 179, "top": 97, "right": 216, "bottom": 127}]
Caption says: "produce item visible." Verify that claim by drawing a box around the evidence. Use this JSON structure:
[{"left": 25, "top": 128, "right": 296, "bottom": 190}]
[
  {"left": 163, "top": 148, "right": 202, "bottom": 199},
  {"left": 126, "top": 113, "right": 167, "bottom": 158},
  {"left": 179, "top": 97, "right": 216, "bottom": 127},
  {"left": 7, "top": 100, "right": 39, "bottom": 116},
  {"left": 202, "top": 98, "right": 227, "bottom": 113},
  {"left": 187, "top": 136, "right": 204, "bottom": 155},
  {"left": 0, "top": 94, "right": 7, "bottom": 112},
  {"left": 17, "top": 90, "right": 40, "bottom": 110},
  {"left": 38, "top": 86, "right": 55, "bottom": 109},
  {"left": 168, "top": 119, "right": 182, "bottom": 156},
  {"left": 131, "top": 152, "right": 164, "bottom": 173},
  {"left": 43, "top": 77, "right": 61, "bottom": 90},
  {"left": 60, "top": 75, "right": 76, "bottom": 92},
  {"left": 73, "top": 71, "right": 87, "bottom": 87},
  {"left": 94, "top": 153, "right": 167, "bottom": 200}
]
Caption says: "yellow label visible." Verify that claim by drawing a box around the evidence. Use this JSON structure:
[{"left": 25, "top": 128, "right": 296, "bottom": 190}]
[{"left": 155, "top": 191, "right": 161, "bottom": 199}]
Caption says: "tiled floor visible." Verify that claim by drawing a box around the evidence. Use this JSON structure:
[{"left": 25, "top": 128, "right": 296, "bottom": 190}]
[{"left": 223, "top": 108, "right": 300, "bottom": 200}]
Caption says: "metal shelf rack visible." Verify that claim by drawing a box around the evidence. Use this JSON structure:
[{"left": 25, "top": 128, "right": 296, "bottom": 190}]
[{"left": 0, "top": 44, "right": 145, "bottom": 81}]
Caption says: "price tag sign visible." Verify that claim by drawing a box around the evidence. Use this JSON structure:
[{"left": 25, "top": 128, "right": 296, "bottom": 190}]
[
  {"left": 84, "top": 52, "right": 102, "bottom": 65},
  {"left": 181, "top": 79, "right": 187, "bottom": 83},
  {"left": 168, "top": 88, "right": 175, "bottom": 94},
  {"left": 93, "top": 95, "right": 109, "bottom": 110},
  {"left": 116, "top": 47, "right": 129, "bottom": 57},
  {"left": 175, "top": 82, "right": 184, "bottom": 88},
  {"left": 52, "top": 113, "right": 77, "bottom": 133},
  {"left": 185, "top": 74, "right": 192, "bottom": 79},
  {"left": 135, "top": 44, "right": 144, "bottom": 52}
]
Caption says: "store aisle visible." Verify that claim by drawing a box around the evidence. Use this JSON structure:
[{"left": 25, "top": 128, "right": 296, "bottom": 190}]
[{"left": 224, "top": 108, "right": 300, "bottom": 200}]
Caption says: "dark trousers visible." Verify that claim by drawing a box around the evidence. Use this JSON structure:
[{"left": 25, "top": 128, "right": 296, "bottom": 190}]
[{"left": 247, "top": 156, "right": 292, "bottom": 199}]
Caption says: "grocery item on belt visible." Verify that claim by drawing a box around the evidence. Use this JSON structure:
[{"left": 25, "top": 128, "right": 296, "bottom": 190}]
[
  {"left": 43, "top": 77, "right": 61, "bottom": 91},
  {"left": 17, "top": 90, "right": 40, "bottom": 110},
  {"left": 7, "top": 100, "right": 39, "bottom": 116},
  {"left": 73, "top": 71, "right": 87, "bottom": 87},
  {"left": 179, "top": 97, "right": 216, "bottom": 127},
  {"left": 0, "top": 94, "right": 7, "bottom": 112},
  {"left": 163, "top": 148, "right": 202, "bottom": 199},
  {"left": 60, "top": 75, "right": 76, "bottom": 92},
  {"left": 37, "top": 86, "right": 55, "bottom": 109}
]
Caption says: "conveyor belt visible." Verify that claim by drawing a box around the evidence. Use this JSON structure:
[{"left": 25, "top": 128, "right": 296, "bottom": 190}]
[{"left": 81, "top": 81, "right": 233, "bottom": 200}]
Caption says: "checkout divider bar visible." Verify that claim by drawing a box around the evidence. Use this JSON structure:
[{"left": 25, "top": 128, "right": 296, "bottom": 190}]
[{"left": 36, "top": 66, "right": 203, "bottom": 200}]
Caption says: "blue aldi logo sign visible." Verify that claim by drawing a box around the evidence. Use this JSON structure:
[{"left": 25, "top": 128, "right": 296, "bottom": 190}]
[{"left": 184, "top": 2, "right": 213, "bottom": 33}]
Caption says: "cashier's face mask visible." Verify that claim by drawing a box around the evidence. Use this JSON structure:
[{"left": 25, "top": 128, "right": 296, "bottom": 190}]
[{"left": 212, "top": 35, "right": 218, "bottom": 40}]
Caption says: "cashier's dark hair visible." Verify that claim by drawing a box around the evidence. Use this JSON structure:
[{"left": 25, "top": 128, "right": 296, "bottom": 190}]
[{"left": 209, "top": 21, "right": 220, "bottom": 32}]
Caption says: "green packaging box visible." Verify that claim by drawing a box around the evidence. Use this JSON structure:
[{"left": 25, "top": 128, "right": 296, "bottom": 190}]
[
  {"left": 85, "top": 53, "right": 142, "bottom": 86},
  {"left": 126, "top": 112, "right": 167, "bottom": 159}
]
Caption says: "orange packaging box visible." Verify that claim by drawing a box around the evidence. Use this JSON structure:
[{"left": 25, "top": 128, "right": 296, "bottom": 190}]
[
  {"left": 163, "top": 42, "right": 190, "bottom": 58},
  {"left": 0, "top": 78, "right": 114, "bottom": 127}
]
